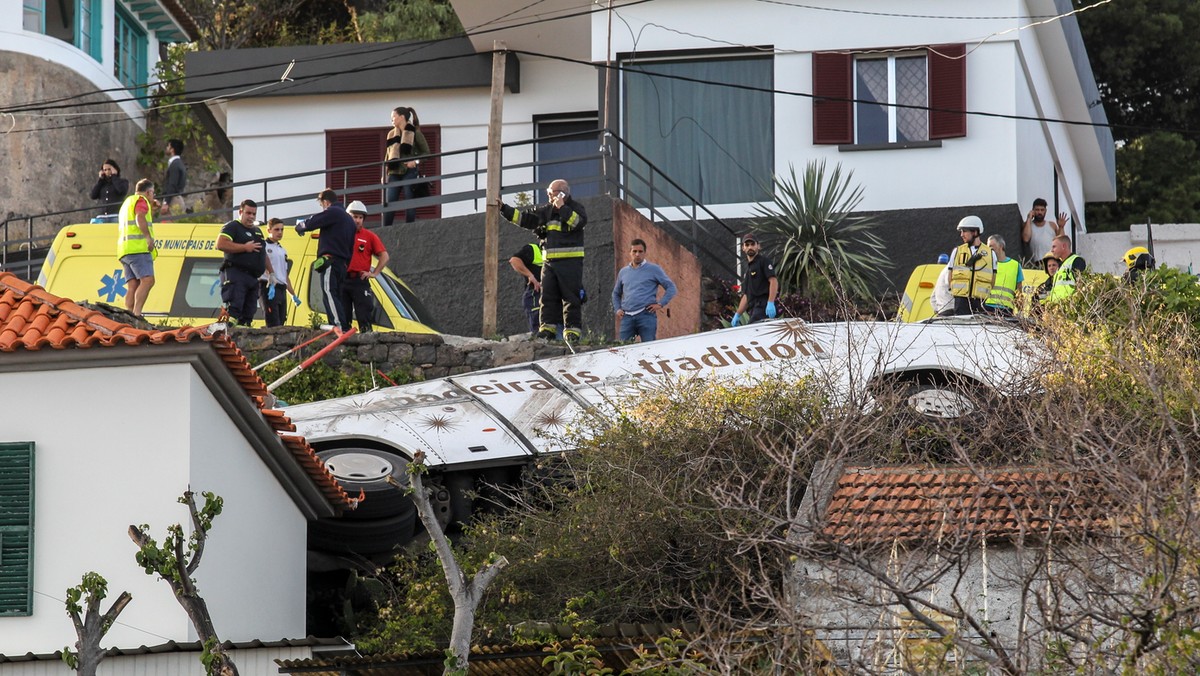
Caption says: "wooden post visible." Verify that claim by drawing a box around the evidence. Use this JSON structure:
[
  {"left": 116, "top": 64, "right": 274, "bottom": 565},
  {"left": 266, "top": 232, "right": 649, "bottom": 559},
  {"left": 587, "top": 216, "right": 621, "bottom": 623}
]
[{"left": 483, "top": 42, "right": 507, "bottom": 338}]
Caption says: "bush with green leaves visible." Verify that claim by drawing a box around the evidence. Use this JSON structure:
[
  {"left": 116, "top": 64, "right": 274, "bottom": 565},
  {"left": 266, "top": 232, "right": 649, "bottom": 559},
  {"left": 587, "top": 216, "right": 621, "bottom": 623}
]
[
  {"left": 750, "top": 161, "right": 890, "bottom": 301},
  {"left": 255, "top": 357, "right": 416, "bottom": 405}
]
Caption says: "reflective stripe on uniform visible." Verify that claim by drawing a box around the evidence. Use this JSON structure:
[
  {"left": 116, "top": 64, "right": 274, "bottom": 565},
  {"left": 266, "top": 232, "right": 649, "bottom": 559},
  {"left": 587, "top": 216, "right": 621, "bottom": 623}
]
[{"left": 545, "top": 247, "right": 585, "bottom": 259}]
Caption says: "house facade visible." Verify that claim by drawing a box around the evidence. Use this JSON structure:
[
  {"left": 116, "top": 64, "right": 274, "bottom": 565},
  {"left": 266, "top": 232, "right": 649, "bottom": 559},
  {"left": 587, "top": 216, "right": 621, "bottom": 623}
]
[
  {"left": 0, "top": 272, "right": 352, "bottom": 669},
  {"left": 1, "top": 0, "right": 194, "bottom": 235},
  {"left": 186, "top": 0, "right": 1113, "bottom": 288}
]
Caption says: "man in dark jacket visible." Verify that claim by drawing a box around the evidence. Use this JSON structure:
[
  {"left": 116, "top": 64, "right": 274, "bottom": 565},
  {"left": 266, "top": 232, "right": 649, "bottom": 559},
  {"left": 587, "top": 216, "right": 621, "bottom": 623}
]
[
  {"left": 499, "top": 179, "right": 587, "bottom": 342},
  {"left": 90, "top": 159, "right": 129, "bottom": 216},
  {"left": 296, "top": 189, "right": 356, "bottom": 332}
]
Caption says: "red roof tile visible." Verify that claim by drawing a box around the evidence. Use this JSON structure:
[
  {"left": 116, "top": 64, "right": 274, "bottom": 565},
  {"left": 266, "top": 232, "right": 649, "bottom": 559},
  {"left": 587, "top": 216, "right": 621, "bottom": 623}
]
[
  {"left": 0, "top": 272, "right": 352, "bottom": 511},
  {"left": 821, "top": 465, "right": 1110, "bottom": 545}
]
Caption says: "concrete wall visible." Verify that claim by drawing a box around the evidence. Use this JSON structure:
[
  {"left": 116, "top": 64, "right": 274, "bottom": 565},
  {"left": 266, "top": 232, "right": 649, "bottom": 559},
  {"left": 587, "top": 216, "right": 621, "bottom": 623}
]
[{"left": 611, "top": 200, "right": 702, "bottom": 339}]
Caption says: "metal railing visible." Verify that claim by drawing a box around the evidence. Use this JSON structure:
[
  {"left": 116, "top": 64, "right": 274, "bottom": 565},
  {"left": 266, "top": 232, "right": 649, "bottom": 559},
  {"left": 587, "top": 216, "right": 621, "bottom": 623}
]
[{"left": 2, "top": 129, "right": 740, "bottom": 280}]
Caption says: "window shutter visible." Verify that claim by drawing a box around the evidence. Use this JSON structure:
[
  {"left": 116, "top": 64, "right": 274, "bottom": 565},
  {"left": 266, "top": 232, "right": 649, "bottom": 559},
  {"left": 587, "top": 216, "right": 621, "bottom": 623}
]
[
  {"left": 325, "top": 125, "right": 442, "bottom": 224},
  {"left": 812, "top": 52, "right": 853, "bottom": 145},
  {"left": 0, "top": 442, "right": 34, "bottom": 616},
  {"left": 928, "top": 43, "right": 966, "bottom": 139},
  {"left": 326, "top": 128, "right": 388, "bottom": 225}
]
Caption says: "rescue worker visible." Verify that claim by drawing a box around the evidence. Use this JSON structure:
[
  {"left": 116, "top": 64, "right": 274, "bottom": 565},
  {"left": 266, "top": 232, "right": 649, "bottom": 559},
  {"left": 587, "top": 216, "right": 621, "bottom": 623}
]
[
  {"left": 1122, "top": 246, "right": 1155, "bottom": 284},
  {"left": 984, "top": 234, "right": 1023, "bottom": 317},
  {"left": 116, "top": 178, "right": 157, "bottom": 317},
  {"left": 499, "top": 179, "right": 588, "bottom": 342},
  {"left": 1046, "top": 235, "right": 1086, "bottom": 303},
  {"left": 509, "top": 237, "right": 546, "bottom": 334},
  {"left": 216, "top": 199, "right": 272, "bottom": 327},
  {"left": 1034, "top": 251, "right": 1060, "bottom": 306},
  {"left": 946, "top": 215, "right": 995, "bottom": 315}
]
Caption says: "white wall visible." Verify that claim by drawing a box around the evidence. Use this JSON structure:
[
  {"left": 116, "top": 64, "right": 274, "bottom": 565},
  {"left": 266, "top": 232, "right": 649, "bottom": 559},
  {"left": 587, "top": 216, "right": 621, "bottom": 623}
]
[
  {"left": 0, "top": 644, "right": 320, "bottom": 676},
  {"left": 229, "top": 56, "right": 595, "bottom": 222},
  {"left": 186, "top": 371, "right": 307, "bottom": 642},
  {"left": 0, "top": 361, "right": 309, "bottom": 655},
  {"left": 1080, "top": 224, "right": 1200, "bottom": 276}
]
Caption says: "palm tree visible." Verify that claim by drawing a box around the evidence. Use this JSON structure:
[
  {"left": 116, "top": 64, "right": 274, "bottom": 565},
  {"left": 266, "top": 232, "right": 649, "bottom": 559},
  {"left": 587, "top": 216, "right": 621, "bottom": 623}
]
[{"left": 750, "top": 161, "right": 889, "bottom": 301}]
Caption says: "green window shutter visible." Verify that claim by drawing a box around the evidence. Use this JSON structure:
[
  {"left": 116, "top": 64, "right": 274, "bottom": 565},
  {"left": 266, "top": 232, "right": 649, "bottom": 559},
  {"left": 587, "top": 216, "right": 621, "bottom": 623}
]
[{"left": 0, "top": 442, "right": 34, "bottom": 616}]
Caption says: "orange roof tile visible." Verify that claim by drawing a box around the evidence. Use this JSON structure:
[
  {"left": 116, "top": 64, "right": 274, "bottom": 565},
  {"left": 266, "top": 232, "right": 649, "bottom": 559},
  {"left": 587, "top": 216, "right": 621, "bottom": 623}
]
[
  {"left": 0, "top": 272, "right": 352, "bottom": 511},
  {"left": 821, "top": 465, "right": 1110, "bottom": 545}
]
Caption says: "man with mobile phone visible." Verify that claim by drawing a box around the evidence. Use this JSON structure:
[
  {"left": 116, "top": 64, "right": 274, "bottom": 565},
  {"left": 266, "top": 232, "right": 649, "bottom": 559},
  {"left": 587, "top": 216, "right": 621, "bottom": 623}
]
[{"left": 498, "top": 179, "right": 588, "bottom": 343}]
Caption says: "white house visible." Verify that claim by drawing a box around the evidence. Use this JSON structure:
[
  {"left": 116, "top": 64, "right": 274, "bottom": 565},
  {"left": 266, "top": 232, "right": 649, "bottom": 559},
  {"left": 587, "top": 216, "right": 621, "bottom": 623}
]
[
  {"left": 1, "top": 0, "right": 196, "bottom": 234},
  {"left": 0, "top": 272, "right": 354, "bottom": 673},
  {"left": 185, "top": 0, "right": 1114, "bottom": 280}
]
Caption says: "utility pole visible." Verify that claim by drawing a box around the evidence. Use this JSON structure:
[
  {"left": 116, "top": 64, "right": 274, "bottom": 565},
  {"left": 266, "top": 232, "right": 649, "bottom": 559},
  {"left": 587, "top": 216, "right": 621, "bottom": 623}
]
[{"left": 483, "top": 42, "right": 506, "bottom": 337}]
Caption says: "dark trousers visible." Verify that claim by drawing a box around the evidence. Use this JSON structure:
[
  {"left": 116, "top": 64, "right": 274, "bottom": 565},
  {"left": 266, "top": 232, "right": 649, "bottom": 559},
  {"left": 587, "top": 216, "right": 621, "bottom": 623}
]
[
  {"left": 540, "top": 260, "right": 583, "bottom": 331},
  {"left": 317, "top": 256, "right": 349, "bottom": 330},
  {"left": 259, "top": 281, "right": 287, "bottom": 327},
  {"left": 384, "top": 167, "right": 419, "bottom": 226},
  {"left": 341, "top": 274, "right": 376, "bottom": 332},
  {"left": 522, "top": 286, "right": 541, "bottom": 334},
  {"left": 747, "top": 298, "right": 769, "bottom": 324},
  {"left": 220, "top": 267, "right": 260, "bottom": 326},
  {"left": 953, "top": 296, "right": 986, "bottom": 315}
]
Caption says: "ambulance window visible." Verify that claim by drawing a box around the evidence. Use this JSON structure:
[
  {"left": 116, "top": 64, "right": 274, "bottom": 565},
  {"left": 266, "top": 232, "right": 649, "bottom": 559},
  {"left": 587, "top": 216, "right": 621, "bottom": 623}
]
[
  {"left": 377, "top": 274, "right": 438, "bottom": 330},
  {"left": 172, "top": 259, "right": 225, "bottom": 318}
]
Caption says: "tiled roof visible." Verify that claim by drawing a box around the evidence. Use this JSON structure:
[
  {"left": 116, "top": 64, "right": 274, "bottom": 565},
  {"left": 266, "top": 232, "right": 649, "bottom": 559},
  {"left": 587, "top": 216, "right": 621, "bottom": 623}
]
[
  {"left": 0, "top": 272, "right": 352, "bottom": 510},
  {"left": 821, "top": 466, "right": 1111, "bottom": 545},
  {"left": 0, "top": 636, "right": 352, "bottom": 663}
]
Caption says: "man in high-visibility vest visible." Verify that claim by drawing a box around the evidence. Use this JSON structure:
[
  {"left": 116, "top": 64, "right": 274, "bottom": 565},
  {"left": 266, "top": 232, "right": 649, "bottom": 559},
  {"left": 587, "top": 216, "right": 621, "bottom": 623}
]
[
  {"left": 116, "top": 178, "right": 157, "bottom": 317},
  {"left": 1046, "top": 235, "right": 1087, "bottom": 303},
  {"left": 508, "top": 237, "right": 546, "bottom": 335},
  {"left": 984, "top": 234, "right": 1023, "bottom": 317},
  {"left": 946, "top": 215, "right": 995, "bottom": 315}
]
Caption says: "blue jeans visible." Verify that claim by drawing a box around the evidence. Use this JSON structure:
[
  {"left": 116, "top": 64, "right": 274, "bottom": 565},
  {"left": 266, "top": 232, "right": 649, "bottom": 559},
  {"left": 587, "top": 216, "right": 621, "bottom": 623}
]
[
  {"left": 384, "top": 167, "right": 419, "bottom": 225},
  {"left": 619, "top": 311, "right": 658, "bottom": 342}
]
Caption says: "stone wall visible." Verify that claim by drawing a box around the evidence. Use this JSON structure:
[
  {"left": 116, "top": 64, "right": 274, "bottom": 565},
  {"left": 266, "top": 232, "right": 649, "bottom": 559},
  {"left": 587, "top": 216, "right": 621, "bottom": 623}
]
[
  {"left": 228, "top": 326, "right": 590, "bottom": 381},
  {"left": 0, "top": 52, "right": 142, "bottom": 240}
]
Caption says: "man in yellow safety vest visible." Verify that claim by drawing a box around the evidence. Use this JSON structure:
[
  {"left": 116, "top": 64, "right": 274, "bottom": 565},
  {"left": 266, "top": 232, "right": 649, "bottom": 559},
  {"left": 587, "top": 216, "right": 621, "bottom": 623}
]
[
  {"left": 946, "top": 215, "right": 995, "bottom": 315},
  {"left": 984, "top": 234, "right": 1023, "bottom": 317},
  {"left": 116, "top": 178, "right": 157, "bottom": 317},
  {"left": 1046, "top": 235, "right": 1087, "bottom": 303}
]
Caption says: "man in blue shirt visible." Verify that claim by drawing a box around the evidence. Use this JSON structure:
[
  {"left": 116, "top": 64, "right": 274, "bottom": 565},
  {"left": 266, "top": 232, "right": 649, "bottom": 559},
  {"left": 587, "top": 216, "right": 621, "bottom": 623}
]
[
  {"left": 612, "top": 238, "right": 677, "bottom": 342},
  {"left": 296, "top": 189, "right": 356, "bottom": 333}
]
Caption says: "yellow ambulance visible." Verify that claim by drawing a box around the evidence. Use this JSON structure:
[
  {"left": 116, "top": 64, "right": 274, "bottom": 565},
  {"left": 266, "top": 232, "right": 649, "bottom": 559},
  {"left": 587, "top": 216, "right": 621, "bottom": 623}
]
[
  {"left": 898, "top": 263, "right": 1049, "bottom": 322},
  {"left": 37, "top": 221, "right": 437, "bottom": 333}
]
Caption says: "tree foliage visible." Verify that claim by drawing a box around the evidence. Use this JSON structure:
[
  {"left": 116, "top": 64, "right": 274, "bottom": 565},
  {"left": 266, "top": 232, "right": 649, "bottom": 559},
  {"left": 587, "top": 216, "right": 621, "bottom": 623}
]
[
  {"left": 1075, "top": 0, "right": 1200, "bottom": 141},
  {"left": 750, "top": 161, "right": 890, "bottom": 301},
  {"left": 62, "top": 572, "right": 132, "bottom": 676},
  {"left": 1084, "top": 132, "right": 1200, "bottom": 230}
]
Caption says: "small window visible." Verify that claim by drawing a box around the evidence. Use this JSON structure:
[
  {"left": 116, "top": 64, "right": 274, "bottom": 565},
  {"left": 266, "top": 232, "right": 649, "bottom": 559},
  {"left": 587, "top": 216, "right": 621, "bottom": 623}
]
[
  {"left": 23, "top": 0, "right": 45, "bottom": 33},
  {"left": 77, "top": 0, "right": 102, "bottom": 61},
  {"left": 813, "top": 45, "right": 966, "bottom": 146},
  {"left": 854, "top": 54, "right": 929, "bottom": 144},
  {"left": 114, "top": 8, "right": 147, "bottom": 94},
  {"left": 0, "top": 442, "right": 35, "bottom": 617}
]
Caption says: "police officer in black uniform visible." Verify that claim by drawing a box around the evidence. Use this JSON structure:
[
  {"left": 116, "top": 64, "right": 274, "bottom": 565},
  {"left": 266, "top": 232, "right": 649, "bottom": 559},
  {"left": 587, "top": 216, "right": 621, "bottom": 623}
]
[{"left": 216, "top": 199, "right": 271, "bottom": 326}]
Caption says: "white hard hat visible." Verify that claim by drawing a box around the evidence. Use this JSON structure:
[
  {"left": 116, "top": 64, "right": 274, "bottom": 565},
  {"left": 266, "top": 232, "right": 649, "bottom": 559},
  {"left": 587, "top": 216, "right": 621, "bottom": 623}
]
[
  {"left": 956, "top": 215, "right": 984, "bottom": 233},
  {"left": 346, "top": 200, "right": 367, "bottom": 215}
]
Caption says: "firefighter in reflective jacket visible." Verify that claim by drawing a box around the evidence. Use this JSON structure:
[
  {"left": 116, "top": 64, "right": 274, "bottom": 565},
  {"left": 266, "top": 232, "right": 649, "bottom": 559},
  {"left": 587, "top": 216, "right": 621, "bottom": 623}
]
[
  {"left": 946, "top": 215, "right": 995, "bottom": 315},
  {"left": 116, "top": 178, "right": 158, "bottom": 317},
  {"left": 499, "top": 179, "right": 588, "bottom": 342}
]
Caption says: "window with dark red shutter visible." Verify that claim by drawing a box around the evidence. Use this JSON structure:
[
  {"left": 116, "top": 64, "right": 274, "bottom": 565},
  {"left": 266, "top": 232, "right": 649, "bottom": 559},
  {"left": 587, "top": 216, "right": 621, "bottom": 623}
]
[
  {"left": 928, "top": 44, "right": 966, "bottom": 140},
  {"left": 813, "top": 52, "right": 853, "bottom": 145},
  {"left": 812, "top": 44, "right": 965, "bottom": 146},
  {"left": 325, "top": 126, "right": 442, "bottom": 223}
]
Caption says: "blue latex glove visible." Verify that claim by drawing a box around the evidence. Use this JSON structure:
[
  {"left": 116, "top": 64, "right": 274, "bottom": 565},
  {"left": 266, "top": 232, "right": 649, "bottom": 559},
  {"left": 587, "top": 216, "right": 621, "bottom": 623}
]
[
  {"left": 292, "top": 294, "right": 301, "bottom": 306},
  {"left": 267, "top": 284, "right": 276, "bottom": 301},
  {"left": 766, "top": 301, "right": 777, "bottom": 319},
  {"left": 731, "top": 313, "right": 742, "bottom": 327}
]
